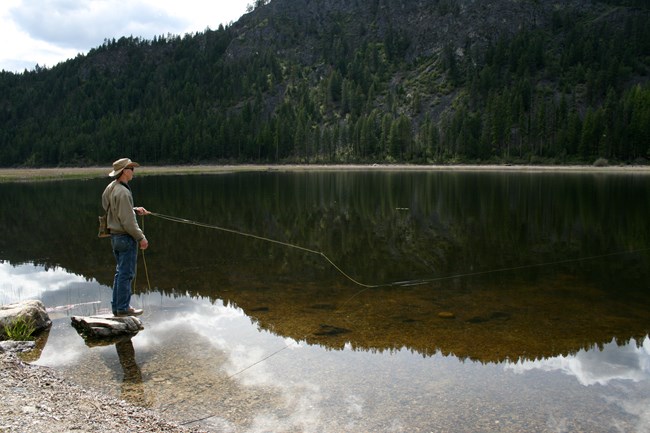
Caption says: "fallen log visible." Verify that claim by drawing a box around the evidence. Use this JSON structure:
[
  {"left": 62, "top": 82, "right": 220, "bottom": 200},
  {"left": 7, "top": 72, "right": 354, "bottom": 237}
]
[{"left": 71, "top": 315, "right": 144, "bottom": 342}]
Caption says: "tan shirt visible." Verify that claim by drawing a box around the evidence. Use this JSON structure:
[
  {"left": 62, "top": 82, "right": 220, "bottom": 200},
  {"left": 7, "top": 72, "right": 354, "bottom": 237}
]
[{"left": 101, "top": 180, "right": 146, "bottom": 242}]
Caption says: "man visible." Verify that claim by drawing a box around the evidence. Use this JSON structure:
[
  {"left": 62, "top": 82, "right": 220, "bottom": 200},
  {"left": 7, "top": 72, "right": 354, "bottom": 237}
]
[{"left": 102, "top": 158, "right": 150, "bottom": 316}]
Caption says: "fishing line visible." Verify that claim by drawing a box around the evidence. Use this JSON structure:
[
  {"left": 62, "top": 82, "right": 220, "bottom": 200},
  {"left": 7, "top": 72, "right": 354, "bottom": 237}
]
[
  {"left": 149, "top": 211, "right": 649, "bottom": 290},
  {"left": 150, "top": 211, "right": 380, "bottom": 288},
  {"left": 133, "top": 215, "right": 152, "bottom": 295},
  {"left": 203, "top": 246, "right": 650, "bottom": 388},
  {"left": 144, "top": 211, "right": 649, "bottom": 426},
  {"left": 139, "top": 215, "right": 152, "bottom": 291}
]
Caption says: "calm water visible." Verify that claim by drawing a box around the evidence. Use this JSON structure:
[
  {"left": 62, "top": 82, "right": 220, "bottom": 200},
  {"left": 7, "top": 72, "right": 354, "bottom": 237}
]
[{"left": 1, "top": 170, "right": 649, "bottom": 432}]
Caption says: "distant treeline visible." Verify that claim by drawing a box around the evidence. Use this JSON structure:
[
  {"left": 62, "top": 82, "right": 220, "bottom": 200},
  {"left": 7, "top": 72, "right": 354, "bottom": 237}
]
[{"left": 0, "top": 1, "right": 648, "bottom": 167}]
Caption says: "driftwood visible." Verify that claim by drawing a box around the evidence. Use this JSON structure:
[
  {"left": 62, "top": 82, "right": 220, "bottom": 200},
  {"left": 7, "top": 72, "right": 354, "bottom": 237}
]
[{"left": 71, "top": 315, "right": 143, "bottom": 343}]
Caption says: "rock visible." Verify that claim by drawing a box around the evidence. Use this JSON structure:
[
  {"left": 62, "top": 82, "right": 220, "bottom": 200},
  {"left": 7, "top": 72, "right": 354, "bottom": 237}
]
[
  {"left": 21, "top": 405, "right": 38, "bottom": 414},
  {"left": 0, "top": 300, "right": 51, "bottom": 339},
  {"left": 466, "top": 311, "right": 511, "bottom": 324},
  {"left": 71, "top": 315, "right": 144, "bottom": 341},
  {"left": 0, "top": 340, "right": 36, "bottom": 353},
  {"left": 313, "top": 324, "right": 351, "bottom": 336}
]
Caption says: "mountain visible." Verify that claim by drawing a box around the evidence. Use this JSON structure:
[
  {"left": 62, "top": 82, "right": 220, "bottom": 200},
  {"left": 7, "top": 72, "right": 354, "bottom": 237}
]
[{"left": 0, "top": 0, "right": 648, "bottom": 167}]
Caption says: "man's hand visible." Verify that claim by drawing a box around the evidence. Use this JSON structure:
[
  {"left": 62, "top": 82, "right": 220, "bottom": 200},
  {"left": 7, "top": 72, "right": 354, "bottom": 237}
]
[
  {"left": 134, "top": 207, "right": 151, "bottom": 216},
  {"left": 139, "top": 238, "right": 149, "bottom": 250}
]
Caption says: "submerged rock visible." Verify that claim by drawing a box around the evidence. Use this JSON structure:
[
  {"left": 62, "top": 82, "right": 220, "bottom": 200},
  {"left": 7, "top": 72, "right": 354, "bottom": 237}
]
[
  {"left": 313, "top": 324, "right": 351, "bottom": 336},
  {"left": 466, "top": 311, "right": 511, "bottom": 324},
  {"left": 0, "top": 340, "right": 36, "bottom": 353}
]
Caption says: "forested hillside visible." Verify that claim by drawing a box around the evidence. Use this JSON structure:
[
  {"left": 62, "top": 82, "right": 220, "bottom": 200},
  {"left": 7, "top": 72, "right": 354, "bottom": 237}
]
[{"left": 0, "top": 0, "right": 648, "bottom": 167}]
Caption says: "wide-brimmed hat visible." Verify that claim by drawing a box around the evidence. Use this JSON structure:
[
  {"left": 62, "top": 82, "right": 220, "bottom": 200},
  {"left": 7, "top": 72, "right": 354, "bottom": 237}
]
[{"left": 109, "top": 158, "right": 140, "bottom": 177}]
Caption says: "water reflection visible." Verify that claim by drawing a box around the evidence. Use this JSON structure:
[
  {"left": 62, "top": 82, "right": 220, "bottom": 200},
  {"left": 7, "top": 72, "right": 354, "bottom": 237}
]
[
  {"left": 67, "top": 331, "right": 147, "bottom": 405},
  {"left": 3, "top": 261, "right": 647, "bottom": 432},
  {"left": 115, "top": 339, "right": 146, "bottom": 405},
  {"left": 506, "top": 336, "right": 650, "bottom": 386},
  {"left": 0, "top": 261, "right": 88, "bottom": 305},
  {"left": 1, "top": 171, "right": 650, "bottom": 363},
  {"left": 22, "top": 263, "right": 649, "bottom": 432},
  {"left": 2, "top": 170, "right": 650, "bottom": 431}
]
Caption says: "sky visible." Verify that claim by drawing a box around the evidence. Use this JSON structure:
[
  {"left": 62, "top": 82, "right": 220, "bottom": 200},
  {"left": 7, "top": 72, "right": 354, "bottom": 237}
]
[{"left": 0, "top": 0, "right": 252, "bottom": 73}]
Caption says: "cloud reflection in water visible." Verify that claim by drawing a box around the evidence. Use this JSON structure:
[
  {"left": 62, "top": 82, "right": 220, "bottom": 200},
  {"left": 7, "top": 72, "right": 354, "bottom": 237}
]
[
  {"left": 0, "top": 261, "right": 88, "bottom": 304},
  {"left": 9, "top": 261, "right": 650, "bottom": 432},
  {"left": 505, "top": 337, "right": 650, "bottom": 386}
]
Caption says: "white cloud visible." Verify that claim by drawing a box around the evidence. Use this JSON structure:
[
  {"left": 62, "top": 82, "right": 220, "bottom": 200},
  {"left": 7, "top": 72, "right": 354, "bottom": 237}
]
[
  {"left": 10, "top": 0, "right": 183, "bottom": 48},
  {"left": 0, "top": 0, "right": 252, "bottom": 72}
]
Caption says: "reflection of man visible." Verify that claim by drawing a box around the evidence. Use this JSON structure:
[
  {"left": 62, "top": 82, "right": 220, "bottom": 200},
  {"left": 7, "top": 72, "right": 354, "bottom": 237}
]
[
  {"left": 102, "top": 158, "right": 150, "bottom": 317},
  {"left": 115, "top": 339, "right": 145, "bottom": 405}
]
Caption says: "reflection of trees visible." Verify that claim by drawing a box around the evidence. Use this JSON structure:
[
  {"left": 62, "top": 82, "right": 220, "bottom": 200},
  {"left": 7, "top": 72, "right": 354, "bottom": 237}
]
[
  {"left": 3, "top": 172, "right": 649, "bottom": 290},
  {"left": 143, "top": 171, "right": 650, "bottom": 294},
  {"left": 232, "top": 275, "right": 650, "bottom": 364},
  {"left": 1, "top": 172, "right": 650, "bottom": 362}
]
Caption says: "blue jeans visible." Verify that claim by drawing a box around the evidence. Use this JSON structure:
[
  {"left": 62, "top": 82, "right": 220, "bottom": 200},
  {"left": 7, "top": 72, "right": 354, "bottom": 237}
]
[{"left": 111, "top": 234, "right": 137, "bottom": 313}]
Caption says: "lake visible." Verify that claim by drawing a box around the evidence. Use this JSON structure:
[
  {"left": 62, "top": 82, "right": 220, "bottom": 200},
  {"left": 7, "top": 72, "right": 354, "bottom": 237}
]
[{"left": 1, "top": 169, "right": 649, "bottom": 432}]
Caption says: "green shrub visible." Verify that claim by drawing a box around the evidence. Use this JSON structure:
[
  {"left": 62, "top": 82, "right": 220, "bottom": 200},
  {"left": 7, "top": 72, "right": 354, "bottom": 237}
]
[
  {"left": 4, "top": 316, "right": 36, "bottom": 341},
  {"left": 593, "top": 158, "right": 609, "bottom": 167}
]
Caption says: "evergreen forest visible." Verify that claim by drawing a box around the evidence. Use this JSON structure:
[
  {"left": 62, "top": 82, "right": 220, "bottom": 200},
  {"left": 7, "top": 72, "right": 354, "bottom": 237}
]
[{"left": 0, "top": 0, "right": 649, "bottom": 167}]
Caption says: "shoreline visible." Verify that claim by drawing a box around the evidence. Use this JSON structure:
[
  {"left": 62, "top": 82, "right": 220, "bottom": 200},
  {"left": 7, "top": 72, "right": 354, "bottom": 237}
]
[
  {"left": 0, "top": 353, "right": 205, "bottom": 433},
  {"left": 2, "top": 163, "right": 650, "bottom": 182}
]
